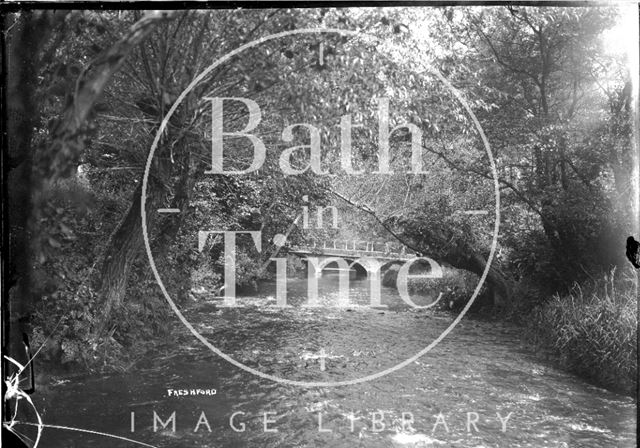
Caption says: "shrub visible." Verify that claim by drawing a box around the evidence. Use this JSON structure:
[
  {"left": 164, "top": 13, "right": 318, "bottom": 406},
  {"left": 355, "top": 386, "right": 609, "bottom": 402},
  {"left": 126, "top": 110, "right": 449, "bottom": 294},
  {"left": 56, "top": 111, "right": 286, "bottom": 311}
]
[
  {"left": 29, "top": 178, "right": 172, "bottom": 372},
  {"left": 383, "top": 265, "right": 488, "bottom": 310},
  {"left": 502, "top": 278, "right": 548, "bottom": 322},
  {"left": 528, "top": 268, "right": 638, "bottom": 395}
]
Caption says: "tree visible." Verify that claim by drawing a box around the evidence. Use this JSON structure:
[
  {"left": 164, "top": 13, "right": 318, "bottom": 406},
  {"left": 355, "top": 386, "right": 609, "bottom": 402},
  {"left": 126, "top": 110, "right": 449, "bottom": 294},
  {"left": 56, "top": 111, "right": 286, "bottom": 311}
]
[
  {"left": 90, "top": 9, "right": 335, "bottom": 332},
  {"left": 424, "top": 6, "right": 631, "bottom": 288}
]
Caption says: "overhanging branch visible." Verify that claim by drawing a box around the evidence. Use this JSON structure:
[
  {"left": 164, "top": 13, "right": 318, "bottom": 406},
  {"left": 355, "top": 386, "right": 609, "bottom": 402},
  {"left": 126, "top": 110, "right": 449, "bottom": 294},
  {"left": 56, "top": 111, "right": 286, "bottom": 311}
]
[{"left": 328, "top": 188, "right": 427, "bottom": 255}]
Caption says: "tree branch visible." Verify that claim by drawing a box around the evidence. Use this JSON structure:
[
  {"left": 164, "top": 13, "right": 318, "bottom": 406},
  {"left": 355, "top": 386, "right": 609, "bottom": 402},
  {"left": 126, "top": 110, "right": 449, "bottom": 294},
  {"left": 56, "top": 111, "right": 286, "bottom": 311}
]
[
  {"left": 328, "top": 188, "right": 427, "bottom": 255},
  {"left": 45, "top": 11, "right": 176, "bottom": 181},
  {"left": 424, "top": 142, "right": 546, "bottom": 219}
]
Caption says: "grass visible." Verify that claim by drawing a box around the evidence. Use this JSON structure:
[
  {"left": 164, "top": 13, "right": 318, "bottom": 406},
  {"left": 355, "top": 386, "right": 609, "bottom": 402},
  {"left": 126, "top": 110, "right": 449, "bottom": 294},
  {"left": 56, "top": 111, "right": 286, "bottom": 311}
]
[{"left": 528, "top": 268, "right": 638, "bottom": 396}]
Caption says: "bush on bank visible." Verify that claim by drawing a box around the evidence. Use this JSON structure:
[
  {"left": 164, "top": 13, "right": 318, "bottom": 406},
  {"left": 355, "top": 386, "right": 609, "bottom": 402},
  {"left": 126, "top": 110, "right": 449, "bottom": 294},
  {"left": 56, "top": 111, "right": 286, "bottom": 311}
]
[
  {"left": 382, "top": 265, "right": 489, "bottom": 310},
  {"left": 527, "top": 269, "right": 638, "bottom": 395},
  {"left": 29, "top": 178, "right": 174, "bottom": 372}
]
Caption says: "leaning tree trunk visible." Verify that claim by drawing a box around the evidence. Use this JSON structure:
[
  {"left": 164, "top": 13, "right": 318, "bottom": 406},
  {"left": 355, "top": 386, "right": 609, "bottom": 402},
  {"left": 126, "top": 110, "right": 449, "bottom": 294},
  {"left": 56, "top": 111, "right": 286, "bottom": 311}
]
[
  {"left": 440, "top": 247, "right": 511, "bottom": 306},
  {"left": 398, "top": 233, "right": 512, "bottom": 306},
  {"left": 331, "top": 190, "right": 513, "bottom": 306},
  {"left": 402, "top": 232, "right": 512, "bottom": 307},
  {"left": 151, "top": 149, "right": 199, "bottom": 303},
  {"left": 45, "top": 11, "right": 176, "bottom": 338},
  {"left": 400, "top": 227, "right": 511, "bottom": 306},
  {"left": 95, "top": 142, "right": 197, "bottom": 334},
  {"left": 153, "top": 150, "right": 198, "bottom": 255},
  {"left": 95, "top": 184, "right": 148, "bottom": 335}
]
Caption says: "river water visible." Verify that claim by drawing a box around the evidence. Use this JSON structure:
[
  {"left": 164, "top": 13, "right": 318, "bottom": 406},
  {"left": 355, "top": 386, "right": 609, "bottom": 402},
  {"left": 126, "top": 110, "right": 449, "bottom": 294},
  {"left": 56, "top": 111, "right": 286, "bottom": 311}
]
[{"left": 26, "top": 275, "right": 636, "bottom": 447}]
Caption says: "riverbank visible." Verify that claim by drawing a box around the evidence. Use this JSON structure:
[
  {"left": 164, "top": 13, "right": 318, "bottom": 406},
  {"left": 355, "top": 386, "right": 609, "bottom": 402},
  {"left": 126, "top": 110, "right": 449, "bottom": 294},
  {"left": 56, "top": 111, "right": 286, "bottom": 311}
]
[
  {"left": 28, "top": 285, "right": 637, "bottom": 447},
  {"left": 523, "top": 270, "right": 638, "bottom": 397},
  {"left": 380, "top": 264, "right": 638, "bottom": 397}
]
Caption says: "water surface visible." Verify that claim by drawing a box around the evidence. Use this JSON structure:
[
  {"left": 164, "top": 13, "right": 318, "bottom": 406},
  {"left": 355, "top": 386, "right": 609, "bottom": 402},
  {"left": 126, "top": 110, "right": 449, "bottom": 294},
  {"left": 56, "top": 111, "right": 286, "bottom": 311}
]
[{"left": 25, "top": 276, "right": 637, "bottom": 447}]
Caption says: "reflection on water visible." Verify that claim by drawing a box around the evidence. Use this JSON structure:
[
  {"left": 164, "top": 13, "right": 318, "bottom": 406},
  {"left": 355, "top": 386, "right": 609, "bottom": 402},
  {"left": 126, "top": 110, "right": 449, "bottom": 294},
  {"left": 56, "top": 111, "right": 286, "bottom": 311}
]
[{"left": 29, "top": 275, "right": 636, "bottom": 447}]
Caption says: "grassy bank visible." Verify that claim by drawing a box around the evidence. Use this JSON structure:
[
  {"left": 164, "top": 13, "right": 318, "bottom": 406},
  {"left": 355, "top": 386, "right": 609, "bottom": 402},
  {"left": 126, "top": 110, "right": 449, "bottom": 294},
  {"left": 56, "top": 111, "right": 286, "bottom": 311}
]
[
  {"left": 384, "top": 262, "right": 637, "bottom": 395},
  {"left": 526, "top": 269, "right": 638, "bottom": 396}
]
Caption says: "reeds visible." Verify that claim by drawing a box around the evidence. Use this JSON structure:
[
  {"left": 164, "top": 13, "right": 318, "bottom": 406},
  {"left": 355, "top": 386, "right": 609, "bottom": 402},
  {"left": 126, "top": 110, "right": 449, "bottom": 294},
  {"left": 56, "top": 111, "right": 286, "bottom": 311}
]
[{"left": 529, "top": 267, "right": 638, "bottom": 395}]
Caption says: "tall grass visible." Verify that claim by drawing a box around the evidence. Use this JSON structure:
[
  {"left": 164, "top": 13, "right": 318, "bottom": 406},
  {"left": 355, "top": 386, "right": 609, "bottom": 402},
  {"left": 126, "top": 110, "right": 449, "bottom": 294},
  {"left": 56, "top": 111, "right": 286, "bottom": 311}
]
[{"left": 529, "top": 268, "right": 638, "bottom": 395}]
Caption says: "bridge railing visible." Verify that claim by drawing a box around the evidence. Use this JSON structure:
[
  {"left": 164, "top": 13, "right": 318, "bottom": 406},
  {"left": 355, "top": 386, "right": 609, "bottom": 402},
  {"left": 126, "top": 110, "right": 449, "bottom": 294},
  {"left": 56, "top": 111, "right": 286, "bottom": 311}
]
[{"left": 290, "top": 239, "right": 417, "bottom": 258}]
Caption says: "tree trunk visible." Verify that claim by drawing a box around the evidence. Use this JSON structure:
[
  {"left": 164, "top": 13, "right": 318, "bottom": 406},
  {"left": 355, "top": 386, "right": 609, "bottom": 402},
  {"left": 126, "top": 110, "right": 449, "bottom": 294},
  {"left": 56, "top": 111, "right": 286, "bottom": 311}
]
[
  {"left": 153, "top": 151, "right": 198, "bottom": 256},
  {"left": 152, "top": 151, "right": 199, "bottom": 303},
  {"left": 96, "top": 143, "right": 198, "bottom": 333},
  {"left": 95, "top": 184, "right": 148, "bottom": 334},
  {"left": 401, "top": 230, "right": 512, "bottom": 306},
  {"left": 332, "top": 191, "right": 513, "bottom": 307},
  {"left": 444, "top": 250, "right": 511, "bottom": 307}
]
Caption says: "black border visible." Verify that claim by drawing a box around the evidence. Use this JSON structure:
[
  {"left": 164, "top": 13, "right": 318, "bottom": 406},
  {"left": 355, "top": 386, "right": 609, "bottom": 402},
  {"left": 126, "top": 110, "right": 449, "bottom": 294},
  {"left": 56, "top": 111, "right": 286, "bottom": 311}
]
[{"left": 0, "top": 1, "right": 623, "bottom": 12}]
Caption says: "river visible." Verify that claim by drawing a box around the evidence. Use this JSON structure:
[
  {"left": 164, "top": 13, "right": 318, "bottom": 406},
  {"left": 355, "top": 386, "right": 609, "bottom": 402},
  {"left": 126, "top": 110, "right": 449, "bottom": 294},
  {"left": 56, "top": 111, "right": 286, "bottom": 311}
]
[{"left": 25, "top": 275, "right": 636, "bottom": 447}]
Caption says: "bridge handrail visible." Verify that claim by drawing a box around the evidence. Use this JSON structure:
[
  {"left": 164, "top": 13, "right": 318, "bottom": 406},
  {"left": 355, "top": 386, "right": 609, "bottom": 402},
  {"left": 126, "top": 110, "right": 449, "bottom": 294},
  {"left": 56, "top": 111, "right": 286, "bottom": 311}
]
[{"left": 289, "top": 239, "right": 417, "bottom": 258}]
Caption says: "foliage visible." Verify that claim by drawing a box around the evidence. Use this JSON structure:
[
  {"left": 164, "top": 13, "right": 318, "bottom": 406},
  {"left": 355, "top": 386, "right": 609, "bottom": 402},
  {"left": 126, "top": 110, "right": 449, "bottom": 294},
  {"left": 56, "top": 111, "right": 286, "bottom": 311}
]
[
  {"left": 10, "top": 6, "right": 635, "bottom": 390},
  {"left": 527, "top": 268, "right": 638, "bottom": 395},
  {"left": 408, "top": 6, "right": 634, "bottom": 292},
  {"left": 407, "top": 266, "right": 489, "bottom": 311},
  {"left": 29, "top": 178, "right": 156, "bottom": 370}
]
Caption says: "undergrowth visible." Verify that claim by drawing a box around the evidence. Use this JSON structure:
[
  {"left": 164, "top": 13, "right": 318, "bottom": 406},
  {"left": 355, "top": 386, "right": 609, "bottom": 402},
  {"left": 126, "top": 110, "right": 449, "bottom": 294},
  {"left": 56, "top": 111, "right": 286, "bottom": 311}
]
[{"left": 527, "top": 268, "right": 638, "bottom": 395}]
